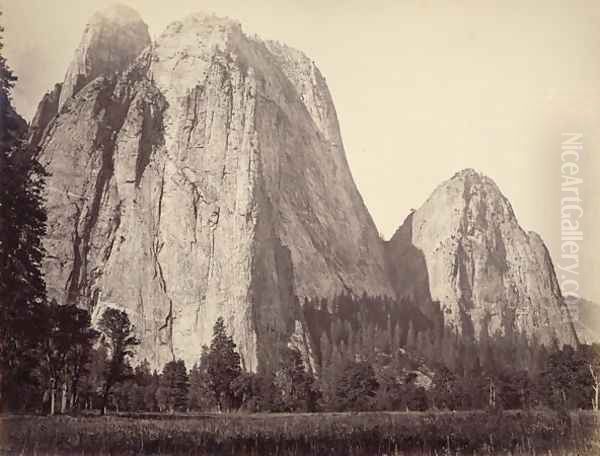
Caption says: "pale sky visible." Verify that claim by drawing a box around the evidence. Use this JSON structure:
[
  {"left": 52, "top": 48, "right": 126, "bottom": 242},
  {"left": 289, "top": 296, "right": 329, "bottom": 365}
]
[{"left": 2, "top": 0, "right": 599, "bottom": 303}]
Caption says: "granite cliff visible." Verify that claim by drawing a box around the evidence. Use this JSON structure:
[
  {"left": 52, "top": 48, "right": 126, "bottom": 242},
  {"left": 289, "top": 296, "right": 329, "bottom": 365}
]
[
  {"left": 385, "top": 169, "right": 578, "bottom": 347},
  {"left": 32, "top": 5, "right": 578, "bottom": 370},
  {"left": 32, "top": 5, "right": 393, "bottom": 370}
]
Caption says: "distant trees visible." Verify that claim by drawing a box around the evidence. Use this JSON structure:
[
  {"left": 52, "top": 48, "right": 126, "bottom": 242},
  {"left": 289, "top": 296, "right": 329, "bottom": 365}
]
[
  {"left": 538, "top": 343, "right": 600, "bottom": 410},
  {"left": 334, "top": 360, "right": 378, "bottom": 411},
  {"left": 430, "top": 366, "right": 459, "bottom": 410},
  {"left": 274, "top": 348, "right": 320, "bottom": 412},
  {"left": 232, "top": 372, "right": 278, "bottom": 412},
  {"left": 582, "top": 344, "right": 600, "bottom": 410},
  {"left": 6, "top": 297, "right": 600, "bottom": 416},
  {"left": 97, "top": 308, "right": 140, "bottom": 415},
  {"left": 299, "top": 292, "right": 600, "bottom": 414}
]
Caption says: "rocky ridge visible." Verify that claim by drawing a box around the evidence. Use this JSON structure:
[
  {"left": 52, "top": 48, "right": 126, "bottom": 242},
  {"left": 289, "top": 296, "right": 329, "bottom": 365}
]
[{"left": 31, "top": 6, "right": 579, "bottom": 370}]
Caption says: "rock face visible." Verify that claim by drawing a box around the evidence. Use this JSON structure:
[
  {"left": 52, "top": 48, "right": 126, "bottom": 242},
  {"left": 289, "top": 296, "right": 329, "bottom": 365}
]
[
  {"left": 32, "top": 8, "right": 393, "bottom": 370},
  {"left": 386, "top": 169, "right": 578, "bottom": 346},
  {"left": 32, "top": 6, "right": 579, "bottom": 371},
  {"left": 29, "top": 83, "right": 61, "bottom": 146}
]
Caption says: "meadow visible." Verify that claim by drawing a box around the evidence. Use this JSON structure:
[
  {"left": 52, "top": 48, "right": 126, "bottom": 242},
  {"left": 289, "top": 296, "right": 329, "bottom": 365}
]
[{"left": 1, "top": 410, "right": 599, "bottom": 455}]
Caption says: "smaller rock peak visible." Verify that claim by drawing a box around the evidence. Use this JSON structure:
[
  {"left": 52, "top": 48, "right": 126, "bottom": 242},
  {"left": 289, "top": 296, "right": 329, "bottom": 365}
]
[{"left": 418, "top": 168, "right": 514, "bottom": 224}]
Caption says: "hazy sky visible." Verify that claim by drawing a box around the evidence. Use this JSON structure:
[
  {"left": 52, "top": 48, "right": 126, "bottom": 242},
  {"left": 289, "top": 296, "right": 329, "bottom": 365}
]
[{"left": 2, "top": 0, "right": 599, "bottom": 303}]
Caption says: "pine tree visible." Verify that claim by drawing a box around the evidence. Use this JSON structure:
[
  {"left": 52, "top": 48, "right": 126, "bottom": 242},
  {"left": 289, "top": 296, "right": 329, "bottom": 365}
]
[
  {"left": 319, "top": 333, "right": 331, "bottom": 368},
  {"left": 274, "top": 348, "right": 320, "bottom": 412},
  {"left": 231, "top": 371, "right": 279, "bottom": 412},
  {"left": 65, "top": 305, "right": 98, "bottom": 411},
  {"left": 127, "top": 360, "right": 153, "bottom": 411},
  {"left": 331, "top": 317, "right": 343, "bottom": 347},
  {"left": 431, "top": 366, "right": 458, "bottom": 410},
  {"left": 0, "top": 13, "right": 16, "bottom": 100},
  {"left": 78, "top": 345, "right": 108, "bottom": 411},
  {"left": 206, "top": 317, "right": 241, "bottom": 411},
  {"left": 345, "top": 321, "right": 354, "bottom": 355},
  {"left": 97, "top": 308, "right": 140, "bottom": 414},
  {"left": 143, "top": 370, "right": 160, "bottom": 412},
  {"left": 0, "top": 14, "right": 48, "bottom": 410},
  {"left": 406, "top": 321, "right": 416, "bottom": 351},
  {"left": 392, "top": 322, "right": 402, "bottom": 357},
  {"left": 440, "top": 327, "right": 457, "bottom": 369},
  {"left": 385, "top": 313, "right": 393, "bottom": 353},
  {"left": 157, "top": 359, "right": 189, "bottom": 413},
  {"left": 188, "top": 346, "right": 217, "bottom": 411},
  {"left": 319, "top": 344, "right": 344, "bottom": 410}
]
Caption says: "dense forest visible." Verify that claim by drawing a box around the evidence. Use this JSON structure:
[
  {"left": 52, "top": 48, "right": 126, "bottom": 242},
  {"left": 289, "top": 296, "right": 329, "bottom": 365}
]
[{"left": 3, "top": 295, "right": 600, "bottom": 415}]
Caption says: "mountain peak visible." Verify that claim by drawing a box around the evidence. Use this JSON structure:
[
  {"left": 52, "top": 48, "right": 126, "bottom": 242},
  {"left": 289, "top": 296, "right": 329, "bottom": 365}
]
[
  {"left": 34, "top": 9, "right": 392, "bottom": 370},
  {"left": 427, "top": 168, "right": 511, "bottom": 219},
  {"left": 449, "top": 168, "right": 499, "bottom": 189},
  {"left": 386, "top": 168, "right": 577, "bottom": 346},
  {"left": 58, "top": 4, "right": 150, "bottom": 111}
]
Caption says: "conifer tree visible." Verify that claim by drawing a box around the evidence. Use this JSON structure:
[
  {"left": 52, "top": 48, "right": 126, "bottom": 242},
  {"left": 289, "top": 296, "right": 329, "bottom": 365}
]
[
  {"left": 406, "top": 321, "right": 416, "bottom": 351},
  {"left": 157, "top": 359, "right": 189, "bottom": 412},
  {"left": 0, "top": 13, "right": 48, "bottom": 410},
  {"left": 319, "top": 333, "right": 331, "bottom": 368},
  {"left": 0, "top": 13, "right": 16, "bottom": 99},
  {"left": 97, "top": 308, "right": 139, "bottom": 414},
  {"left": 188, "top": 345, "right": 217, "bottom": 411},
  {"left": 206, "top": 317, "right": 241, "bottom": 411},
  {"left": 274, "top": 348, "right": 320, "bottom": 412},
  {"left": 125, "top": 360, "right": 153, "bottom": 411},
  {"left": 78, "top": 344, "right": 108, "bottom": 411},
  {"left": 392, "top": 322, "right": 402, "bottom": 356}
]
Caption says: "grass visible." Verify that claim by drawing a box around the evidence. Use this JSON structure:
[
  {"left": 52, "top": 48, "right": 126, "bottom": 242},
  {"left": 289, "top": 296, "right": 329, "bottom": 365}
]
[{"left": 1, "top": 410, "right": 599, "bottom": 455}]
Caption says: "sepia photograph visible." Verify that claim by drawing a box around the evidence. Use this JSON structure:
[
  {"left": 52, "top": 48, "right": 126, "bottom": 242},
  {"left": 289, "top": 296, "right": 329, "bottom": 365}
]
[{"left": 0, "top": 0, "right": 599, "bottom": 454}]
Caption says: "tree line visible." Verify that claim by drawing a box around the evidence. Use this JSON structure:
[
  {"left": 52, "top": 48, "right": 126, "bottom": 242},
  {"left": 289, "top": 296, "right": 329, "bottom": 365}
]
[{"left": 9, "top": 300, "right": 599, "bottom": 416}]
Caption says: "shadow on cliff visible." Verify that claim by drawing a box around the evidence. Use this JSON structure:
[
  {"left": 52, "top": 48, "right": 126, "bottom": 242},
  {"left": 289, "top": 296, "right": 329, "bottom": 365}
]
[{"left": 385, "top": 211, "right": 444, "bottom": 336}]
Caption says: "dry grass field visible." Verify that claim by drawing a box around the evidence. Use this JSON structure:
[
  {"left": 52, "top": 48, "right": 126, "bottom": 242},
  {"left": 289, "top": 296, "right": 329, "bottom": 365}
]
[{"left": 1, "top": 410, "right": 599, "bottom": 455}]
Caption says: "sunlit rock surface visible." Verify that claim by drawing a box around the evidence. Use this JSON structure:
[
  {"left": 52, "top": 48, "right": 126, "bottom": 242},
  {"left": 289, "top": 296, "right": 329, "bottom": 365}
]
[
  {"left": 386, "top": 169, "right": 578, "bottom": 346},
  {"left": 33, "top": 8, "right": 393, "bottom": 370}
]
